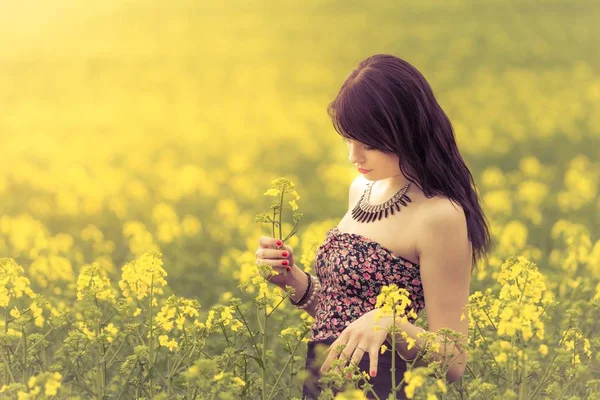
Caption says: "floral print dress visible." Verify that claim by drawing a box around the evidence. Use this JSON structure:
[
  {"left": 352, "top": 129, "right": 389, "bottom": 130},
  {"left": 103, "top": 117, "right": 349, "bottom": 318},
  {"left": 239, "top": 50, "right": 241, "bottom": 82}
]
[
  {"left": 302, "top": 226, "right": 427, "bottom": 399},
  {"left": 311, "top": 226, "right": 426, "bottom": 341}
]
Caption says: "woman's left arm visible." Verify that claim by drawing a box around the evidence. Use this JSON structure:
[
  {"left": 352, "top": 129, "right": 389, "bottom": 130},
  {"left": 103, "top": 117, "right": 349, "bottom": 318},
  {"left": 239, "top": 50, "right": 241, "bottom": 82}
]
[{"left": 390, "top": 201, "right": 473, "bottom": 383}]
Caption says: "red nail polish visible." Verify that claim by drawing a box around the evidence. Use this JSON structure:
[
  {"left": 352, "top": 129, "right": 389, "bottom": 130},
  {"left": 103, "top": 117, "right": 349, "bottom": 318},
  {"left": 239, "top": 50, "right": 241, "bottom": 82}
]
[
  {"left": 286, "top": 266, "right": 291, "bottom": 272},
  {"left": 282, "top": 260, "right": 288, "bottom": 265},
  {"left": 370, "top": 370, "right": 377, "bottom": 377},
  {"left": 276, "top": 240, "right": 282, "bottom": 246},
  {"left": 282, "top": 251, "right": 288, "bottom": 257}
]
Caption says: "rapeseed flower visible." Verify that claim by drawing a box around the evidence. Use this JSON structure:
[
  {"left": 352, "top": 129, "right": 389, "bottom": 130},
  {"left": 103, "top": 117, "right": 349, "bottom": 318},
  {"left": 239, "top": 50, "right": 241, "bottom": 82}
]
[
  {"left": 155, "top": 295, "right": 201, "bottom": 333},
  {"left": 0, "top": 258, "right": 36, "bottom": 307},
  {"left": 119, "top": 251, "right": 167, "bottom": 302},
  {"left": 333, "top": 389, "right": 368, "bottom": 399},
  {"left": 373, "top": 284, "right": 415, "bottom": 324},
  {"left": 122, "top": 221, "right": 160, "bottom": 256},
  {"left": 159, "top": 334, "right": 179, "bottom": 352},
  {"left": 44, "top": 372, "right": 62, "bottom": 396},
  {"left": 76, "top": 262, "right": 116, "bottom": 302}
]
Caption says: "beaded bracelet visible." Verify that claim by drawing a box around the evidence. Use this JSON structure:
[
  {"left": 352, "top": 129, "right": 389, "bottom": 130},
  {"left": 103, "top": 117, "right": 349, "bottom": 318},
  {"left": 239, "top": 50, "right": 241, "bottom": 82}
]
[
  {"left": 297, "top": 275, "right": 321, "bottom": 310},
  {"left": 290, "top": 271, "right": 312, "bottom": 306}
]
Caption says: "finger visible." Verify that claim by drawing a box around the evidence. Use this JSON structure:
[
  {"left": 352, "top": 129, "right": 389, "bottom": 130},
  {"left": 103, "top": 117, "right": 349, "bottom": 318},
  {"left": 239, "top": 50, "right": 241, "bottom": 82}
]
[
  {"left": 369, "top": 350, "right": 378, "bottom": 378},
  {"left": 329, "top": 342, "right": 355, "bottom": 375},
  {"left": 256, "top": 258, "right": 290, "bottom": 270},
  {"left": 349, "top": 346, "right": 366, "bottom": 369},
  {"left": 320, "top": 341, "right": 343, "bottom": 373},
  {"left": 259, "top": 236, "right": 283, "bottom": 249},
  {"left": 257, "top": 248, "right": 291, "bottom": 260}
]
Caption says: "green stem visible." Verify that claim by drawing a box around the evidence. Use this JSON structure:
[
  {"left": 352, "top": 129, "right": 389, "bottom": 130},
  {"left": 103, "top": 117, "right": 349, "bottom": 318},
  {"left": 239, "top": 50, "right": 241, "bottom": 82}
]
[
  {"left": 235, "top": 305, "right": 262, "bottom": 361},
  {"left": 473, "top": 318, "right": 506, "bottom": 382},
  {"left": 271, "top": 208, "right": 276, "bottom": 239},
  {"left": 278, "top": 187, "right": 284, "bottom": 240},
  {"left": 27, "top": 326, "right": 55, "bottom": 353},
  {"left": 169, "top": 341, "right": 197, "bottom": 380},
  {"left": 391, "top": 310, "right": 397, "bottom": 397},
  {"left": 1, "top": 342, "right": 16, "bottom": 384},
  {"left": 3, "top": 307, "right": 9, "bottom": 385},
  {"left": 266, "top": 327, "right": 310, "bottom": 400},
  {"left": 104, "top": 337, "right": 127, "bottom": 368},
  {"left": 94, "top": 296, "right": 105, "bottom": 398},
  {"left": 265, "top": 295, "right": 287, "bottom": 318},
  {"left": 220, "top": 322, "right": 231, "bottom": 347},
  {"left": 21, "top": 325, "right": 27, "bottom": 385},
  {"left": 149, "top": 275, "right": 155, "bottom": 398},
  {"left": 519, "top": 348, "right": 527, "bottom": 400},
  {"left": 262, "top": 293, "right": 268, "bottom": 400},
  {"left": 527, "top": 326, "right": 570, "bottom": 400}
]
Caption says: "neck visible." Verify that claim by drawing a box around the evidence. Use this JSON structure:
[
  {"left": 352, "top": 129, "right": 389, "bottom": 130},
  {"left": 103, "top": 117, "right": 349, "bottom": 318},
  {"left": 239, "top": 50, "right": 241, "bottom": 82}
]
[{"left": 374, "top": 173, "right": 411, "bottom": 193}]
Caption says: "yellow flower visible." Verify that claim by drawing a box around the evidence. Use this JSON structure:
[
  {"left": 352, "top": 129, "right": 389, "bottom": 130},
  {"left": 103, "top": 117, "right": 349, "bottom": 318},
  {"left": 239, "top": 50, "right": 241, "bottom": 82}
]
[
  {"left": 404, "top": 369, "right": 426, "bottom": 398},
  {"left": 119, "top": 251, "right": 168, "bottom": 301},
  {"left": 435, "top": 379, "right": 447, "bottom": 393},
  {"left": 213, "top": 371, "right": 225, "bottom": 382},
  {"left": 27, "top": 376, "right": 37, "bottom": 389},
  {"left": 122, "top": 221, "right": 160, "bottom": 256},
  {"left": 10, "top": 306, "right": 21, "bottom": 319},
  {"left": 289, "top": 199, "right": 299, "bottom": 211},
  {"left": 159, "top": 334, "right": 178, "bottom": 352},
  {"left": 0, "top": 258, "right": 35, "bottom": 307},
  {"left": 231, "top": 377, "right": 246, "bottom": 388},
  {"left": 103, "top": 323, "right": 118, "bottom": 343},
  {"left": 334, "top": 389, "right": 368, "bottom": 399},
  {"left": 539, "top": 344, "right": 548, "bottom": 356},
  {"left": 77, "top": 322, "right": 96, "bottom": 340},
  {"left": 44, "top": 372, "right": 62, "bottom": 396},
  {"left": 380, "top": 344, "right": 388, "bottom": 355},
  {"left": 77, "top": 262, "right": 115, "bottom": 302},
  {"left": 181, "top": 215, "right": 202, "bottom": 236},
  {"left": 263, "top": 188, "right": 281, "bottom": 196}
]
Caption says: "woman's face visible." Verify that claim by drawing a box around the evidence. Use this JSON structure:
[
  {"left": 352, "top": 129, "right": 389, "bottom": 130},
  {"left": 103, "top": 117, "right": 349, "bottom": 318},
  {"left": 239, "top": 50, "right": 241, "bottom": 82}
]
[{"left": 344, "top": 138, "right": 400, "bottom": 181}]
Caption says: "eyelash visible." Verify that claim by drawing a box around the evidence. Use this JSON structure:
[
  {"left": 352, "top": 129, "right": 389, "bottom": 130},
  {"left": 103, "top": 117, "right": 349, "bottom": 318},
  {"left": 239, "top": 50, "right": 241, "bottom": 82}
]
[{"left": 344, "top": 138, "right": 375, "bottom": 151}]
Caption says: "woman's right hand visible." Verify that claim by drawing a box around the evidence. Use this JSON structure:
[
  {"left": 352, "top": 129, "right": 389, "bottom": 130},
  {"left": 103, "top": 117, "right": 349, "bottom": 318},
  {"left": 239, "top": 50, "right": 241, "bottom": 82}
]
[{"left": 255, "top": 237, "right": 296, "bottom": 288}]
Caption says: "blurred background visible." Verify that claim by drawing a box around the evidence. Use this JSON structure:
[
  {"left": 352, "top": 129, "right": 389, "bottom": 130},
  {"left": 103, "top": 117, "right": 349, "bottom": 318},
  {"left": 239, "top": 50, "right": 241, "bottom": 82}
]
[{"left": 1, "top": 0, "right": 599, "bottom": 308}]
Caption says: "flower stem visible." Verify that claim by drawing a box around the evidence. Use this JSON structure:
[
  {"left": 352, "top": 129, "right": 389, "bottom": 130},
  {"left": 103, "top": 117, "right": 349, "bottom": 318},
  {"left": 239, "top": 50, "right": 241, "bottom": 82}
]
[
  {"left": 149, "top": 275, "right": 154, "bottom": 398},
  {"left": 266, "top": 327, "right": 310, "bottom": 400},
  {"left": 391, "top": 310, "right": 397, "bottom": 397},
  {"left": 262, "top": 293, "right": 268, "bottom": 399},
  {"left": 278, "top": 186, "right": 285, "bottom": 240}
]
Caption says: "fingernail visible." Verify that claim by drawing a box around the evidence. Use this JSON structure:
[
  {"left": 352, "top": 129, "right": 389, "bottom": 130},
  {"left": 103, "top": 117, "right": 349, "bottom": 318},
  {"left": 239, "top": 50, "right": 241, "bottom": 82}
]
[
  {"left": 286, "top": 267, "right": 291, "bottom": 272},
  {"left": 282, "top": 251, "right": 288, "bottom": 257},
  {"left": 282, "top": 260, "right": 288, "bottom": 265},
  {"left": 370, "top": 370, "right": 377, "bottom": 377},
  {"left": 276, "top": 240, "right": 282, "bottom": 246}
]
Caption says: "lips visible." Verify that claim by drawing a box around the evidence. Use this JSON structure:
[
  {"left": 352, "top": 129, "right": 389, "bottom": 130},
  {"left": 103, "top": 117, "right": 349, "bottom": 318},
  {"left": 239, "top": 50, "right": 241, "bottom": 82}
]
[{"left": 358, "top": 168, "right": 371, "bottom": 173}]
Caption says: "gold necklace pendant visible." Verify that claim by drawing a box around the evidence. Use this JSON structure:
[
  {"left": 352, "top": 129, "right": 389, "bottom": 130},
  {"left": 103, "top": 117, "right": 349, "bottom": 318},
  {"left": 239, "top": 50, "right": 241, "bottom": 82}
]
[{"left": 351, "top": 182, "right": 412, "bottom": 223}]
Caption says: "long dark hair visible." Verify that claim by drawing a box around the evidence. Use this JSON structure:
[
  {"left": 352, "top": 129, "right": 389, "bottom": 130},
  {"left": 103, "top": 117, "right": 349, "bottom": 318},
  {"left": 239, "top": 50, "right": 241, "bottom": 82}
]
[{"left": 327, "top": 54, "right": 492, "bottom": 269}]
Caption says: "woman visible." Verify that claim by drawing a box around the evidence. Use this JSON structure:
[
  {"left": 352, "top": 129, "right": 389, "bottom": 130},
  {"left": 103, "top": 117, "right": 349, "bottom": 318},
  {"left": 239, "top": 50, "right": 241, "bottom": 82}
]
[{"left": 255, "top": 54, "right": 491, "bottom": 399}]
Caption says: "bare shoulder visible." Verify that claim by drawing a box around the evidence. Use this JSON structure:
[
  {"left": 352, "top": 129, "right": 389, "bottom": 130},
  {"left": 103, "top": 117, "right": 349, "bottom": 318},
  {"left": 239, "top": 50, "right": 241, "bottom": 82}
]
[
  {"left": 415, "top": 196, "right": 469, "bottom": 254},
  {"left": 418, "top": 196, "right": 466, "bottom": 223}
]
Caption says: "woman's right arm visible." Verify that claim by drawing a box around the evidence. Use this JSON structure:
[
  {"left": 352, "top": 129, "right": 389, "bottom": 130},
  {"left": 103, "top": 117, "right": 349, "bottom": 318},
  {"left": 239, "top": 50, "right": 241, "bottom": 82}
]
[{"left": 285, "top": 264, "right": 319, "bottom": 319}]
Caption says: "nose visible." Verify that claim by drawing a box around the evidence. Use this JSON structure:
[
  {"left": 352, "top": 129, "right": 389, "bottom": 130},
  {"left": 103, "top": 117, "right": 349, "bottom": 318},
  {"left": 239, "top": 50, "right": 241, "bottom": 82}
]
[{"left": 347, "top": 142, "right": 366, "bottom": 165}]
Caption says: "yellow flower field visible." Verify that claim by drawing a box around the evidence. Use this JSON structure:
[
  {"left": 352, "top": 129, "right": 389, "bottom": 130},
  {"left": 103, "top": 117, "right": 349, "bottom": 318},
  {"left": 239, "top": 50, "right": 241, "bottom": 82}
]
[{"left": 1, "top": 0, "right": 599, "bottom": 398}]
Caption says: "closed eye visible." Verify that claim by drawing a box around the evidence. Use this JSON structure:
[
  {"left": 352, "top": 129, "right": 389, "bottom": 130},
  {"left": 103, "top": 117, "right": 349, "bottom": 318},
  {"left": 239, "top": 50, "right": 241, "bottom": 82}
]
[{"left": 343, "top": 138, "right": 375, "bottom": 151}]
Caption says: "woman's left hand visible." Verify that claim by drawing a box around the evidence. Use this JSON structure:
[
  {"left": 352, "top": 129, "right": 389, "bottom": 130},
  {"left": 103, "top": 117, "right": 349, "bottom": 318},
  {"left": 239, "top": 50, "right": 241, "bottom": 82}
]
[{"left": 320, "top": 308, "right": 393, "bottom": 378}]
